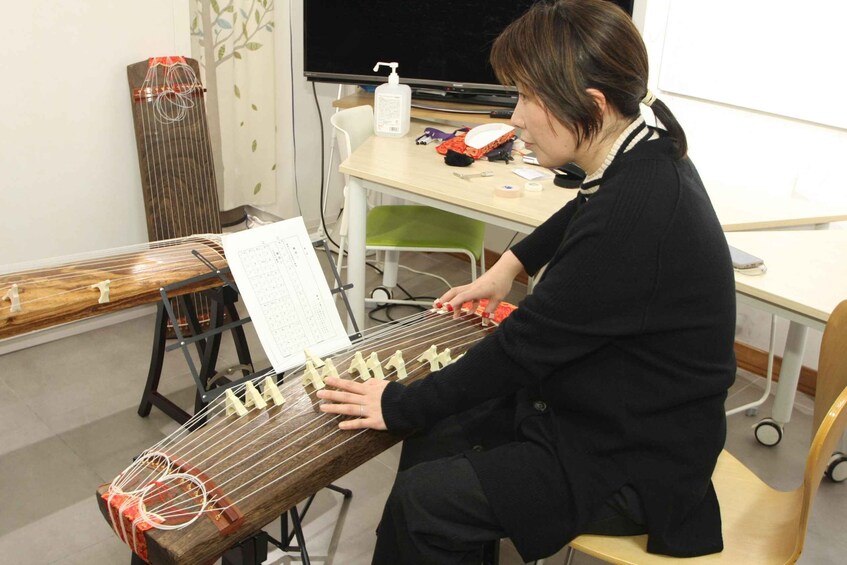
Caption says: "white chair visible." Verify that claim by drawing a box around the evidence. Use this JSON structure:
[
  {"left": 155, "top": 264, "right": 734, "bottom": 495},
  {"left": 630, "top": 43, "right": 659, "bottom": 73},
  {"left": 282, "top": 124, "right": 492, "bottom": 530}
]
[{"left": 330, "top": 105, "right": 485, "bottom": 307}]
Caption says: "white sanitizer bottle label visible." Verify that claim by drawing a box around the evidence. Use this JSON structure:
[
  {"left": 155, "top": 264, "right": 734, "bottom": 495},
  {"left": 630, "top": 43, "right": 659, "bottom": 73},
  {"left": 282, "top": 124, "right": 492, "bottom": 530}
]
[{"left": 376, "top": 94, "right": 403, "bottom": 133}]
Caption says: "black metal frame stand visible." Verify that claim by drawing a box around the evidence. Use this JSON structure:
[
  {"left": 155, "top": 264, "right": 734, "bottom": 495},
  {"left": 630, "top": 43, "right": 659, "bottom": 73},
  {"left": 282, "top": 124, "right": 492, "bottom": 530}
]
[
  {"left": 132, "top": 238, "right": 360, "bottom": 565},
  {"left": 262, "top": 483, "right": 354, "bottom": 565},
  {"left": 137, "top": 283, "right": 254, "bottom": 426}
]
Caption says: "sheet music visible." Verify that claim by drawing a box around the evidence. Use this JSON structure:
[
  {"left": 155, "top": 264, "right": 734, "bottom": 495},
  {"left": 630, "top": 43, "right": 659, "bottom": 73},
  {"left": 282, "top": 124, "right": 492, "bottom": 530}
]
[{"left": 222, "top": 218, "right": 350, "bottom": 373}]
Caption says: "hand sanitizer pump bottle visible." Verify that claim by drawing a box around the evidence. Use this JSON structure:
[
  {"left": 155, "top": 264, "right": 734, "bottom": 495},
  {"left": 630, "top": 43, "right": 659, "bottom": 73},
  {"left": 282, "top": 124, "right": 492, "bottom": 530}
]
[{"left": 372, "top": 62, "right": 411, "bottom": 138}]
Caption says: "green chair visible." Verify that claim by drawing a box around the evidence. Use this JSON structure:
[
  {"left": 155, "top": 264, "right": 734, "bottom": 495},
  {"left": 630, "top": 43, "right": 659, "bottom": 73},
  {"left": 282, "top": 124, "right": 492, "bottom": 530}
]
[{"left": 330, "top": 105, "right": 485, "bottom": 307}]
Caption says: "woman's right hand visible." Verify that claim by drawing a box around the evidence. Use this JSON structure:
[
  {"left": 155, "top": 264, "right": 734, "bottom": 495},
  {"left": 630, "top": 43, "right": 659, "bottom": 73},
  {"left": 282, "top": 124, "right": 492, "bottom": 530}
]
[{"left": 437, "top": 250, "right": 525, "bottom": 318}]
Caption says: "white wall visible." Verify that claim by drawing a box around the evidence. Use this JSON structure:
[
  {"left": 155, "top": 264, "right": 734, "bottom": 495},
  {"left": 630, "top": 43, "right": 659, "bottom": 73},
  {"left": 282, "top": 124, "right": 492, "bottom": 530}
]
[
  {"left": 0, "top": 0, "right": 344, "bottom": 352},
  {"left": 0, "top": 0, "right": 344, "bottom": 267},
  {"left": 641, "top": 0, "right": 847, "bottom": 368},
  {"left": 204, "top": 0, "right": 348, "bottom": 236},
  {"left": 270, "top": 0, "right": 347, "bottom": 232},
  {"left": 0, "top": 2, "right": 190, "bottom": 266}
]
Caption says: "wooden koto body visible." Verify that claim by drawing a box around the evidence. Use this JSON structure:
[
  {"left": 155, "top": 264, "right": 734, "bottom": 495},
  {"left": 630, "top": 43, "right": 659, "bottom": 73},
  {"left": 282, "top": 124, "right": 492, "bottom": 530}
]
[
  {"left": 0, "top": 236, "right": 226, "bottom": 341},
  {"left": 126, "top": 56, "right": 221, "bottom": 243},
  {"left": 96, "top": 304, "right": 515, "bottom": 565},
  {"left": 126, "top": 55, "right": 223, "bottom": 332}
]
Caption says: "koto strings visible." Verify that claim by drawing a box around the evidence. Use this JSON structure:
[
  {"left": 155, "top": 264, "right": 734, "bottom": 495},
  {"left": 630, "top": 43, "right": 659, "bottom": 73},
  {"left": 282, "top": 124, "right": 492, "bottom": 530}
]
[{"left": 103, "top": 308, "right": 489, "bottom": 535}]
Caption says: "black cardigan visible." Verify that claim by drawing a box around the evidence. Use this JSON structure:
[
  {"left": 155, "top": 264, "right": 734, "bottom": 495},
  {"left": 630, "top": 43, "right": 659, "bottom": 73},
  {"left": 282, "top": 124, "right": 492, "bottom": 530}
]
[{"left": 381, "top": 130, "right": 737, "bottom": 559}]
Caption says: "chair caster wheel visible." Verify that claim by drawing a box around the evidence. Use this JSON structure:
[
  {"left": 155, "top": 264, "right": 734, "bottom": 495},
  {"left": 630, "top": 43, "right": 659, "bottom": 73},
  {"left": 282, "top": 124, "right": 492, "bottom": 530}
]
[
  {"left": 370, "top": 286, "right": 392, "bottom": 306},
  {"left": 745, "top": 407, "right": 759, "bottom": 417},
  {"left": 825, "top": 452, "right": 847, "bottom": 483},
  {"left": 754, "top": 418, "right": 783, "bottom": 447}
]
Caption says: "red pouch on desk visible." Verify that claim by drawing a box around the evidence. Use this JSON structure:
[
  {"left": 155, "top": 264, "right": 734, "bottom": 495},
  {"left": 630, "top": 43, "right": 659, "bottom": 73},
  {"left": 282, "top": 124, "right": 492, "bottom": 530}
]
[
  {"left": 435, "top": 124, "right": 515, "bottom": 160},
  {"left": 435, "top": 132, "right": 470, "bottom": 156}
]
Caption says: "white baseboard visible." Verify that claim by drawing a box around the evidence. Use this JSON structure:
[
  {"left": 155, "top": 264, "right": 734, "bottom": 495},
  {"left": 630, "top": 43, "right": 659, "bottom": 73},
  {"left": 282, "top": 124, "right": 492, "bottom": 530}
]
[{"left": 0, "top": 305, "right": 156, "bottom": 356}]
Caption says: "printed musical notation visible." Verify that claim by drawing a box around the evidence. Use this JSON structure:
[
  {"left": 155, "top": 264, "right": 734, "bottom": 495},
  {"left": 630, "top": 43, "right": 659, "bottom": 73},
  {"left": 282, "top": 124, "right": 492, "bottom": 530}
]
[{"left": 222, "top": 218, "right": 350, "bottom": 373}]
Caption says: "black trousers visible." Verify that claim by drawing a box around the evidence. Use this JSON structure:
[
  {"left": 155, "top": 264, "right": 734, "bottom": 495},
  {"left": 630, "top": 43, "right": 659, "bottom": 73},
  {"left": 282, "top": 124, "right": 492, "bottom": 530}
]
[{"left": 372, "top": 409, "right": 646, "bottom": 565}]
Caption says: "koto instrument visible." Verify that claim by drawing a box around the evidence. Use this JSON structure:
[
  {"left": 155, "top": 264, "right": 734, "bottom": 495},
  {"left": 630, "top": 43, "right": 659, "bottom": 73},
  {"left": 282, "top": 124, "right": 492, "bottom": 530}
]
[
  {"left": 96, "top": 302, "right": 516, "bottom": 565},
  {"left": 128, "top": 56, "right": 221, "bottom": 241},
  {"left": 2, "top": 57, "right": 224, "bottom": 342},
  {"left": 0, "top": 236, "right": 226, "bottom": 341},
  {"left": 128, "top": 56, "right": 222, "bottom": 330}
]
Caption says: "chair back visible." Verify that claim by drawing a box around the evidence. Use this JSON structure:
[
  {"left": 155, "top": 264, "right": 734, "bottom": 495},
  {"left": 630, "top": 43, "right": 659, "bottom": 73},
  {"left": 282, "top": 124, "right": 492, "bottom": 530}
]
[
  {"left": 813, "top": 299, "right": 847, "bottom": 436},
  {"left": 329, "top": 105, "right": 375, "bottom": 241},
  {"left": 330, "top": 105, "right": 374, "bottom": 161},
  {"left": 794, "top": 301, "right": 847, "bottom": 559},
  {"left": 796, "top": 384, "right": 847, "bottom": 558}
]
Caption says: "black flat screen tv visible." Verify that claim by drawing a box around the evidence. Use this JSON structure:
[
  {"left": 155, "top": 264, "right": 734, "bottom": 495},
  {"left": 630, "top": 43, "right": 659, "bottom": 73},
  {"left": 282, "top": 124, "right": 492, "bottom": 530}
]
[{"left": 304, "top": 0, "right": 634, "bottom": 107}]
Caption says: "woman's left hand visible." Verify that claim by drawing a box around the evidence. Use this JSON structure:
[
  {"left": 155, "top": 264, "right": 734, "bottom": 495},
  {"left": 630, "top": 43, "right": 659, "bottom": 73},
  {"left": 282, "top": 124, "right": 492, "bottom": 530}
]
[{"left": 317, "top": 376, "right": 390, "bottom": 430}]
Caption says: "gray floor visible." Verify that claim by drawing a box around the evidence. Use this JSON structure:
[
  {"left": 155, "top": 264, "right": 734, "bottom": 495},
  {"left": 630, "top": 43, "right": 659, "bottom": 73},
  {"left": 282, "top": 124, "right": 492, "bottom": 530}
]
[{"left": 1, "top": 250, "right": 845, "bottom": 565}]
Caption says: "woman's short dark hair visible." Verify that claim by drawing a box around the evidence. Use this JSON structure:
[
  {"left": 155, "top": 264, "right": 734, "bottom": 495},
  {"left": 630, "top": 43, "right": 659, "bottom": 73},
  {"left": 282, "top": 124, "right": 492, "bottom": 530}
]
[{"left": 491, "top": 0, "right": 687, "bottom": 158}]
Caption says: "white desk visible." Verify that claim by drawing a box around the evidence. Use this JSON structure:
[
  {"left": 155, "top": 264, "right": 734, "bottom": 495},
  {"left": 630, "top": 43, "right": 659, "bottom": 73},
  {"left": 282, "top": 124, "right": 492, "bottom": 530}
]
[
  {"left": 339, "top": 123, "right": 577, "bottom": 328},
  {"left": 725, "top": 230, "right": 847, "bottom": 443},
  {"left": 340, "top": 125, "right": 846, "bottom": 324},
  {"left": 709, "top": 183, "right": 847, "bottom": 232}
]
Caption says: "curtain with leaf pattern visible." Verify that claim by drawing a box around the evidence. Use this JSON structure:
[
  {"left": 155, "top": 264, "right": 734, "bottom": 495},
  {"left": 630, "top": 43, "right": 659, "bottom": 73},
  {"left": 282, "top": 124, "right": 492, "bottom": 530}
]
[{"left": 190, "top": 0, "right": 277, "bottom": 210}]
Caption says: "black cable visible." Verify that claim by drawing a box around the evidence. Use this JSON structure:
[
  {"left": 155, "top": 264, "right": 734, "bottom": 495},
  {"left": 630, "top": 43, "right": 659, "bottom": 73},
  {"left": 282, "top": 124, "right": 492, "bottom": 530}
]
[
  {"left": 311, "top": 82, "right": 341, "bottom": 250},
  {"left": 363, "top": 261, "right": 435, "bottom": 322},
  {"left": 365, "top": 262, "right": 418, "bottom": 301},
  {"left": 327, "top": 246, "right": 430, "bottom": 302},
  {"left": 368, "top": 301, "right": 432, "bottom": 324},
  {"left": 288, "top": 4, "right": 303, "bottom": 217},
  {"left": 501, "top": 232, "right": 519, "bottom": 256}
]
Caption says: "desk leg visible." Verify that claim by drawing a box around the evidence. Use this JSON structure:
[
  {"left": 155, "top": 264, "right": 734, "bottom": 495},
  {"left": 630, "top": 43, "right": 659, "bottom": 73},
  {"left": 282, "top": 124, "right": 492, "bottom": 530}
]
[
  {"left": 347, "top": 176, "right": 367, "bottom": 332},
  {"left": 771, "top": 321, "right": 809, "bottom": 426}
]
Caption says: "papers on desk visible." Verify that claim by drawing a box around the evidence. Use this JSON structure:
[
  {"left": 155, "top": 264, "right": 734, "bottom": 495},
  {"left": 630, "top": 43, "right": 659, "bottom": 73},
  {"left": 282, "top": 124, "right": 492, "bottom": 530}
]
[
  {"left": 512, "top": 167, "right": 552, "bottom": 181},
  {"left": 222, "top": 218, "right": 350, "bottom": 374}
]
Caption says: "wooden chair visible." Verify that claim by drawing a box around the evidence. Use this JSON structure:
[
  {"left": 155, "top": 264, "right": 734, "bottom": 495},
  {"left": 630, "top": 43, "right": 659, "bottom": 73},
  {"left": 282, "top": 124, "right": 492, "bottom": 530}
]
[
  {"left": 559, "top": 299, "right": 847, "bottom": 565},
  {"left": 813, "top": 300, "right": 847, "bottom": 482}
]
